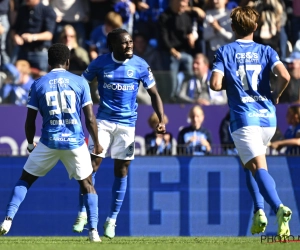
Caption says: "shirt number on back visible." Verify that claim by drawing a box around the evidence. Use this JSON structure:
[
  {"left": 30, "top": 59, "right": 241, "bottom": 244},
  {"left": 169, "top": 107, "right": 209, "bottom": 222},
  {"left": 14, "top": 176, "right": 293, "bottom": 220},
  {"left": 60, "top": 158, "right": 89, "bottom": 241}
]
[
  {"left": 46, "top": 90, "right": 76, "bottom": 115},
  {"left": 237, "top": 65, "right": 262, "bottom": 91}
]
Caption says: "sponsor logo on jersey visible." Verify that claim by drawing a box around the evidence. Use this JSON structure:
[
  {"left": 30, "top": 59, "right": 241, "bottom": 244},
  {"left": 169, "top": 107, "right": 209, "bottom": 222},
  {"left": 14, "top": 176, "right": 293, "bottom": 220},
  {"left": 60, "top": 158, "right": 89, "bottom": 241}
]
[
  {"left": 49, "top": 78, "right": 69, "bottom": 88},
  {"left": 103, "top": 82, "right": 135, "bottom": 91},
  {"left": 49, "top": 137, "right": 76, "bottom": 142},
  {"left": 104, "top": 72, "right": 113, "bottom": 78},
  {"left": 127, "top": 70, "right": 134, "bottom": 77},
  {"left": 248, "top": 109, "right": 275, "bottom": 118},
  {"left": 236, "top": 52, "right": 259, "bottom": 63},
  {"left": 241, "top": 95, "right": 268, "bottom": 103}
]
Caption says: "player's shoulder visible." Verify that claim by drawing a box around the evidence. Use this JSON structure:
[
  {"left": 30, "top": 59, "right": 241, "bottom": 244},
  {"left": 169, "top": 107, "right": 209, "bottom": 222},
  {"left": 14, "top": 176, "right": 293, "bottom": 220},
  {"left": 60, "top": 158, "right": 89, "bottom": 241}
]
[{"left": 130, "top": 55, "right": 149, "bottom": 67}]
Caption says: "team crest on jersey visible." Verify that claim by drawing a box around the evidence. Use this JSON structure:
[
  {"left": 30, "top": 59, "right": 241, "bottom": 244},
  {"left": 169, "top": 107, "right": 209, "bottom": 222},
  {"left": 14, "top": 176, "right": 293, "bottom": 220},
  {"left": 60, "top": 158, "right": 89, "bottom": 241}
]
[{"left": 127, "top": 70, "right": 134, "bottom": 77}]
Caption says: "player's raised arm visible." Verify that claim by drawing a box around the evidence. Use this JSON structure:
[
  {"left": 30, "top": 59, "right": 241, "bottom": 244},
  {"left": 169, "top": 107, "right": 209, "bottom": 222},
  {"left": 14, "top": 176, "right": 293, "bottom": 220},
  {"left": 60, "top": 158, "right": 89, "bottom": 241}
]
[{"left": 272, "top": 63, "right": 290, "bottom": 104}]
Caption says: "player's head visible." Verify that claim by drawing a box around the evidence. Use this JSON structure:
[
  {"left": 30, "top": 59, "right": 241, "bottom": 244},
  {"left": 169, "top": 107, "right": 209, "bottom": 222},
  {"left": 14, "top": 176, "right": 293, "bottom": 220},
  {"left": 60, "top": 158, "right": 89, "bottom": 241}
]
[
  {"left": 107, "top": 28, "right": 133, "bottom": 60},
  {"left": 188, "top": 105, "right": 204, "bottom": 129},
  {"left": 230, "top": 6, "right": 259, "bottom": 37},
  {"left": 48, "top": 43, "right": 70, "bottom": 70}
]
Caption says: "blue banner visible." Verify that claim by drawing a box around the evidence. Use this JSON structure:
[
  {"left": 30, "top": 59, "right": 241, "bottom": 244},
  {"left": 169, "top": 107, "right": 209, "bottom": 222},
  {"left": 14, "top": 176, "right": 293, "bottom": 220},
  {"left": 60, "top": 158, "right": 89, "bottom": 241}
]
[{"left": 0, "top": 156, "right": 299, "bottom": 236}]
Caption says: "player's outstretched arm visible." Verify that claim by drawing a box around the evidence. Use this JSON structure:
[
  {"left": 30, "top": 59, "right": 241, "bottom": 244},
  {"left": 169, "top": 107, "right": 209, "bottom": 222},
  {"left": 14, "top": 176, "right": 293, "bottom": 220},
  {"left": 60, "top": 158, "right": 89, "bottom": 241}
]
[
  {"left": 83, "top": 104, "right": 103, "bottom": 155},
  {"left": 25, "top": 108, "right": 38, "bottom": 152},
  {"left": 147, "top": 85, "right": 166, "bottom": 134},
  {"left": 272, "top": 63, "right": 290, "bottom": 104},
  {"left": 210, "top": 71, "right": 224, "bottom": 91}
]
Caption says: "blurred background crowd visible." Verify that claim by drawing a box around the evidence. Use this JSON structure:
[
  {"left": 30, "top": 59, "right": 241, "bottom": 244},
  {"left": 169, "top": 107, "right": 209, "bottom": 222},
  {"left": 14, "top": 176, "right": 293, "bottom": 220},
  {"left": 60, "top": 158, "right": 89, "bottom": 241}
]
[{"left": 0, "top": 0, "right": 300, "bottom": 156}]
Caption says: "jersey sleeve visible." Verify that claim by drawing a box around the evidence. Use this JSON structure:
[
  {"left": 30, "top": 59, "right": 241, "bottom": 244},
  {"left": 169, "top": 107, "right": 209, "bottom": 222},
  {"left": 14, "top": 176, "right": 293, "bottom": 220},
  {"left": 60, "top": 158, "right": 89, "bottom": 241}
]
[
  {"left": 267, "top": 47, "right": 282, "bottom": 72},
  {"left": 26, "top": 82, "right": 39, "bottom": 110},
  {"left": 212, "top": 48, "right": 225, "bottom": 76},
  {"left": 82, "top": 58, "right": 99, "bottom": 83},
  {"left": 139, "top": 60, "right": 156, "bottom": 89},
  {"left": 81, "top": 78, "right": 93, "bottom": 108}
]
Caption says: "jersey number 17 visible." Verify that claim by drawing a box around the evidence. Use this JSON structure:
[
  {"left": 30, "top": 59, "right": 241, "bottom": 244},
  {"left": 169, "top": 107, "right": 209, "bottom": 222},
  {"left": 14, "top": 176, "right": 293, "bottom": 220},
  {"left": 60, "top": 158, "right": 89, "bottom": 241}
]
[{"left": 237, "top": 65, "right": 262, "bottom": 91}]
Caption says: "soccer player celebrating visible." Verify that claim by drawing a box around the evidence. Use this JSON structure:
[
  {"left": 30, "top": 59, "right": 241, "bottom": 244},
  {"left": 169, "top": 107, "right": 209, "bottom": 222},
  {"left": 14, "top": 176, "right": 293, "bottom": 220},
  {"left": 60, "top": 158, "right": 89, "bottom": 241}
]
[
  {"left": 0, "top": 44, "right": 103, "bottom": 242},
  {"left": 72, "top": 28, "right": 166, "bottom": 239},
  {"left": 210, "top": 7, "right": 292, "bottom": 236}
]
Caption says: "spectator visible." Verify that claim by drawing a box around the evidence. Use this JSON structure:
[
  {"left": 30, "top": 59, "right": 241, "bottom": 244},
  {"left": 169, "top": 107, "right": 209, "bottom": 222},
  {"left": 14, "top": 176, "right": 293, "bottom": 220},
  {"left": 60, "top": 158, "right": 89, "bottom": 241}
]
[
  {"left": 0, "top": 0, "right": 12, "bottom": 65},
  {"left": 177, "top": 105, "right": 212, "bottom": 155},
  {"left": 0, "top": 60, "right": 34, "bottom": 105},
  {"left": 11, "top": 0, "right": 56, "bottom": 72},
  {"left": 270, "top": 104, "right": 300, "bottom": 155},
  {"left": 202, "top": 0, "right": 234, "bottom": 65},
  {"left": 50, "top": 0, "right": 89, "bottom": 48},
  {"left": 158, "top": 0, "right": 195, "bottom": 102},
  {"left": 219, "top": 111, "right": 238, "bottom": 155},
  {"left": 59, "top": 24, "right": 89, "bottom": 74},
  {"left": 278, "top": 51, "right": 300, "bottom": 103},
  {"left": 88, "top": 11, "right": 123, "bottom": 60},
  {"left": 178, "top": 53, "right": 227, "bottom": 105},
  {"left": 292, "top": 0, "right": 300, "bottom": 45},
  {"left": 145, "top": 112, "right": 173, "bottom": 155},
  {"left": 252, "top": 0, "right": 283, "bottom": 53}
]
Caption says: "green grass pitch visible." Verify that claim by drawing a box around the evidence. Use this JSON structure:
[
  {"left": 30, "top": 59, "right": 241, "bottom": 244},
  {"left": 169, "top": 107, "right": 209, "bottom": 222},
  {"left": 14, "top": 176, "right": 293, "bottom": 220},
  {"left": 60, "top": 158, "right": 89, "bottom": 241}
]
[{"left": 1, "top": 237, "right": 299, "bottom": 250}]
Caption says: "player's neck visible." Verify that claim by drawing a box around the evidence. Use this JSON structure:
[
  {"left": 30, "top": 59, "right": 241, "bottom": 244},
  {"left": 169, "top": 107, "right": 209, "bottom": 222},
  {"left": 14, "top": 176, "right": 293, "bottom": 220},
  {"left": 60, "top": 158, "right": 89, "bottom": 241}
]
[{"left": 235, "top": 33, "right": 254, "bottom": 41}]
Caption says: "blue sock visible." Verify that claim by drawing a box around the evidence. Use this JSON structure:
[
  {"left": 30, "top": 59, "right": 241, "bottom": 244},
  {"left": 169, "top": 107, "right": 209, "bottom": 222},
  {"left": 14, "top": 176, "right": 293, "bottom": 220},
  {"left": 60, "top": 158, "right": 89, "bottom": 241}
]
[
  {"left": 244, "top": 168, "right": 264, "bottom": 213},
  {"left": 254, "top": 169, "right": 282, "bottom": 213},
  {"left": 7, "top": 180, "right": 30, "bottom": 219},
  {"left": 108, "top": 176, "right": 127, "bottom": 220},
  {"left": 83, "top": 193, "right": 98, "bottom": 229},
  {"left": 78, "top": 172, "right": 97, "bottom": 213}
]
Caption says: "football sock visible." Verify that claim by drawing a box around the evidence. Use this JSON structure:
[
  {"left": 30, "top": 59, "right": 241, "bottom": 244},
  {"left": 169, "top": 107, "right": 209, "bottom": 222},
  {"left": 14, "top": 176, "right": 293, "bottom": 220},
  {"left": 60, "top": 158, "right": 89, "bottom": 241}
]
[
  {"left": 244, "top": 168, "right": 264, "bottom": 213},
  {"left": 78, "top": 172, "right": 96, "bottom": 213},
  {"left": 108, "top": 176, "right": 127, "bottom": 220},
  {"left": 254, "top": 169, "right": 282, "bottom": 213},
  {"left": 83, "top": 193, "right": 98, "bottom": 229},
  {"left": 6, "top": 180, "right": 30, "bottom": 219}
]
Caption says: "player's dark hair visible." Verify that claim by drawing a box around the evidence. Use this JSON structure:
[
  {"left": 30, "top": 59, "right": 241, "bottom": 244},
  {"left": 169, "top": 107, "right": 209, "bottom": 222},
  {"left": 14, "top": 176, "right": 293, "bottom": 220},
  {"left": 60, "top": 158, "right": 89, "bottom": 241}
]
[
  {"left": 107, "top": 28, "right": 128, "bottom": 52},
  {"left": 231, "top": 6, "right": 260, "bottom": 37},
  {"left": 48, "top": 43, "right": 70, "bottom": 67}
]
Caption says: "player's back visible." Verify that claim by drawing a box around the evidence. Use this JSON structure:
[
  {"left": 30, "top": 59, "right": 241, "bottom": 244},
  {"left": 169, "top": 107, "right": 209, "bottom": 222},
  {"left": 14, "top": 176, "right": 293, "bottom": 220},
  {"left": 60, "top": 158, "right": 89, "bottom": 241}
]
[
  {"left": 213, "top": 40, "right": 281, "bottom": 132},
  {"left": 27, "top": 69, "right": 92, "bottom": 149}
]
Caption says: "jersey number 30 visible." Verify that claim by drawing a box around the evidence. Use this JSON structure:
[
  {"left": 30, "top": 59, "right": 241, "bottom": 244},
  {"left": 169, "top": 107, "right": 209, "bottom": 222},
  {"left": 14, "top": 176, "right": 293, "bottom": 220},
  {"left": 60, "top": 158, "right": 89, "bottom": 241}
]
[
  {"left": 237, "top": 65, "right": 262, "bottom": 91},
  {"left": 46, "top": 90, "right": 76, "bottom": 115}
]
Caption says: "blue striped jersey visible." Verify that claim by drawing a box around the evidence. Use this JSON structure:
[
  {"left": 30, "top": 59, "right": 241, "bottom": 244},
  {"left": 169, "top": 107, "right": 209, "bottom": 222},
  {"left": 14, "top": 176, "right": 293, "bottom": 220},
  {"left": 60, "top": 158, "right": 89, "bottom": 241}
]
[
  {"left": 27, "top": 69, "right": 92, "bottom": 149},
  {"left": 82, "top": 53, "right": 156, "bottom": 127},
  {"left": 212, "top": 39, "right": 282, "bottom": 132}
]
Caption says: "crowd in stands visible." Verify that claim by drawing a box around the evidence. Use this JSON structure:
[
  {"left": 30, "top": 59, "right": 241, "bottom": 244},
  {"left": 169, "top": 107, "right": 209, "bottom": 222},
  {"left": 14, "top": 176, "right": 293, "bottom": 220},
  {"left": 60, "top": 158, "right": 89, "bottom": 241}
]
[{"left": 0, "top": 0, "right": 300, "bottom": 155}]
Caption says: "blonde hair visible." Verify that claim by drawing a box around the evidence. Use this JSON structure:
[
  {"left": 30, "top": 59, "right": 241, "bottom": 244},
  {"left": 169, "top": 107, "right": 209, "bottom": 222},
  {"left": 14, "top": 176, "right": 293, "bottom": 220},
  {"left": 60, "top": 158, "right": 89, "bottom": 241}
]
[
  {"left": 189, "top": 105, "right": 204, "bottom": 118},
  {"left": 231, "top": 6, "right": 260, "bottom": 37},
  {"left": 148, "top": 112, "right": 169, "bottom": 128},
  {"left": 105, "top": 11, "right": 123, "bottom": 29},
  {"left": 59, "top": 24, "right": 78, "bottom": 48}
]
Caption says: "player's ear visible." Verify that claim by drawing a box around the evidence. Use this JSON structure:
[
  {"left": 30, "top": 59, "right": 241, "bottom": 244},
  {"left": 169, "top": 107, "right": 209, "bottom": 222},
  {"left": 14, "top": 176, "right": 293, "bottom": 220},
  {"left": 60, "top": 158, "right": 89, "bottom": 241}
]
[{"left": 253, "top": 23, "right": 258, "bottom": 32}]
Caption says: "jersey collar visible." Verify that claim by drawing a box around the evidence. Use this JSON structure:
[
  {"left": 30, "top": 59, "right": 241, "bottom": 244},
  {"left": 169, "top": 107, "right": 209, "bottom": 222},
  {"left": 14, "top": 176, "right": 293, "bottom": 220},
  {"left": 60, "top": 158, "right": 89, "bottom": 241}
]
[
  {"left": 51, "top": 68, "right": 67, "bottom": 72},
  {"left": 111, "top": 53, "right": 129, "bottom": 64},
  {"left": 236, "top": 39, "right": 253, "bottom": 43}
]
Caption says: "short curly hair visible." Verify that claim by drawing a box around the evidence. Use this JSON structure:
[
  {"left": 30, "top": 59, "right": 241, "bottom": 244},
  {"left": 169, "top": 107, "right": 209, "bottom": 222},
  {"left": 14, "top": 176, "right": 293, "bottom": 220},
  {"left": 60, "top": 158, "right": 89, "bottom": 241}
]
[
  {"left": 107, "top": 28, "right": 128, "bottom": 52},
  {"left": 48, "top": 43, "right": 70, "bottom": 67}
]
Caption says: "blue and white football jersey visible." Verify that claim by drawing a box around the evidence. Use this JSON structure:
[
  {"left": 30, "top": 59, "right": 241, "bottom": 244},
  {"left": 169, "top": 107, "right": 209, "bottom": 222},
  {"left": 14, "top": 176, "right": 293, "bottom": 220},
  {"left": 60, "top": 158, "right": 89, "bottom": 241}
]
[
  {"left": 82, "top": 53, "right": 156, "bottom": 127},
  {"left": 212, "top": 39, "right": 282, "bottom": 132},
  {"left": 27, "top": 69, "right": 93, "bottom": 150}
]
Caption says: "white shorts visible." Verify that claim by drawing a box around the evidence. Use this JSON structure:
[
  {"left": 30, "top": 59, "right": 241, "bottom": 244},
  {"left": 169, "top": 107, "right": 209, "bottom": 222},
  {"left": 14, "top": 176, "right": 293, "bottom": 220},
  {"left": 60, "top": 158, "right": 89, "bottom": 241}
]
[
  {"left": 88, "top": 120, "right": 135, "bottom": 160},
  {"left": 231, "top": 126, "right": 276, "bottom": 165},
  {"left": 24, "top": 142, "right": 93, "bottom": 180}
]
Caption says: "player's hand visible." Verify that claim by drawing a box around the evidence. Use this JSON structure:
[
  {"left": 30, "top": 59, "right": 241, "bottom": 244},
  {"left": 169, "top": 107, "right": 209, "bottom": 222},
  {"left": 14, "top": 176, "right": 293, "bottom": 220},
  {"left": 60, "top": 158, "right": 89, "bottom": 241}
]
[
  {"left": 93, "top": 143, "right": 103, "bottom": 156},
  {"left": 27, "top": 142, "right": 37, "bottom": 153},
  {"left": 156, "top": 123, "right": 166, "bottom": 134}
]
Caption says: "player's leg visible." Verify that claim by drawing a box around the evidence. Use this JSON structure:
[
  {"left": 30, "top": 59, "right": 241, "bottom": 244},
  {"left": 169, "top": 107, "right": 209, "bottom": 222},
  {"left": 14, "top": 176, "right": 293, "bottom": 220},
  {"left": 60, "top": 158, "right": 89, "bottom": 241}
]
[
  {"left": 104, "top": 159, "right": 130, "bottom": 239},
  {"left": 73, "top": 120, "right": 112, "bottom": 233},
  {"left": 0, "top": 170, "right": 38, "bottom": 236},
  {"left": 1, "top": 143, "right": 58, "bottom": 236},
  {"left": 244, "top": 167, "right": 266, "bottom": 234},
  {"left": 61, "top": 143, "right": 101, "bottom": 241},
  {"left": 103, "top": 124, "right": 135, "bottom": 239}
]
